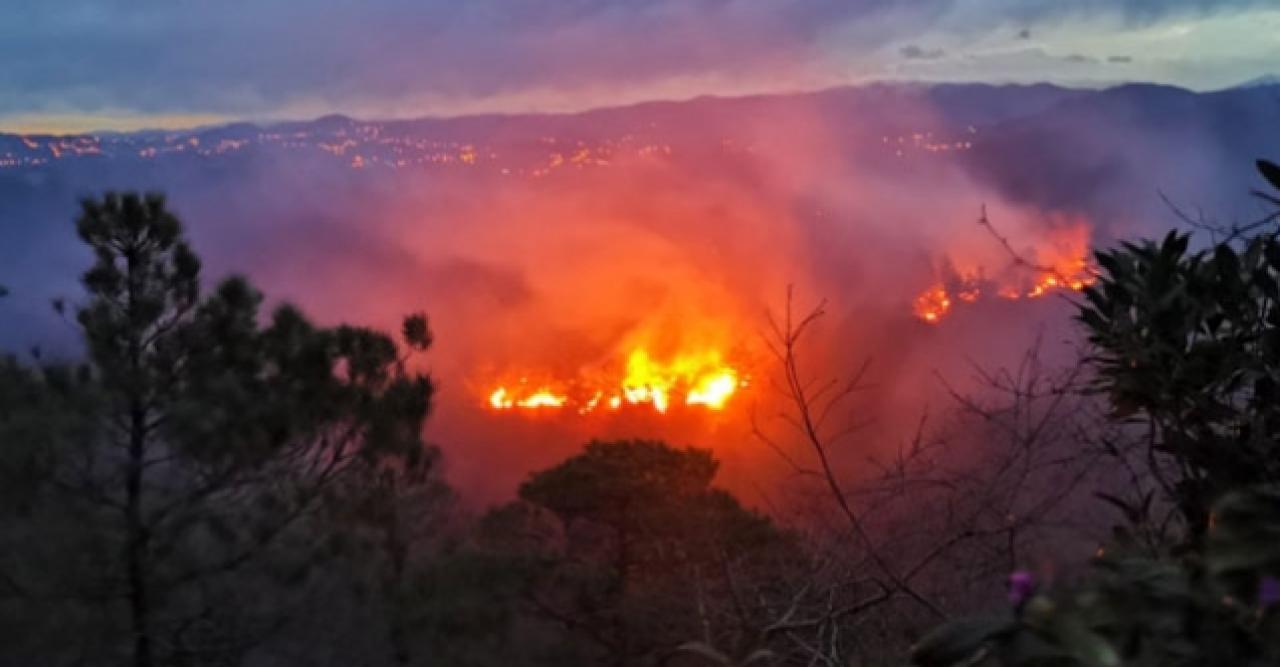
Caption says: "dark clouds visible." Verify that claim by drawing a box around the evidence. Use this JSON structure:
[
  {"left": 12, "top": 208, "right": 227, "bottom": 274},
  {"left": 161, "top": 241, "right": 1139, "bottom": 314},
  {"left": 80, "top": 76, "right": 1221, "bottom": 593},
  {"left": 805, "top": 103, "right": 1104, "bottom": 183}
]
[
  {"left": 977, "top": 0, "right": 1271, "bottom": 25},
  {"left": 900, "top": 45, "right": 947, "bottom": 60},
  {"left": 0, "top": 0, "right": 1271, "bottom": 119}
]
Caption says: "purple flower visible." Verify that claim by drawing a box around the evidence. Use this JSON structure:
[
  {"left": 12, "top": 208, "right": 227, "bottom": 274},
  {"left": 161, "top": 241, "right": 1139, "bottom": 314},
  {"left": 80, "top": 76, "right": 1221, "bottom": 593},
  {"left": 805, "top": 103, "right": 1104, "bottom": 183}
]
[
  {"left": 1259, "top": 576, "right": 1280, "bottom": 607},
  {"left": 1008, "top": 570, "right": 1035, "bottom": 606}
]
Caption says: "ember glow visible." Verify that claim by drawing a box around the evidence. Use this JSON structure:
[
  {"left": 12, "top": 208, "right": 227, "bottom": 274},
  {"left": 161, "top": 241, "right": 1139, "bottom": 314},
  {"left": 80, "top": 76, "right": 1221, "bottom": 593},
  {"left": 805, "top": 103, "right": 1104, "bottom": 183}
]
[
  {"left": 486, "top": 348, "right": 745, "bottom": 415},
  {"left": 913, "top": 217, "right": 1097, "bottom": 324},
  {"left": 488, "top": 386, "right": 569, "bottom": 409},
  {"left": 912, "top": 285, "right": 953, "bottom": 324}
]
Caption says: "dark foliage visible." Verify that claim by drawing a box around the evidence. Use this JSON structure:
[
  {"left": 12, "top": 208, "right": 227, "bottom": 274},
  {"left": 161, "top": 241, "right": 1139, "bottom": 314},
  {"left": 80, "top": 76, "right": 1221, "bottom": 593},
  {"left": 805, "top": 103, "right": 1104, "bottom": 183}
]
[
  {"left": 482, "top": 440, "right": 795, "bottom": 666},
  {"left": 0, "top": 193, "right": 439, "bottom": 667},
  {"left": 912, "top": 160, "right": 1280, "bottom": 667}
]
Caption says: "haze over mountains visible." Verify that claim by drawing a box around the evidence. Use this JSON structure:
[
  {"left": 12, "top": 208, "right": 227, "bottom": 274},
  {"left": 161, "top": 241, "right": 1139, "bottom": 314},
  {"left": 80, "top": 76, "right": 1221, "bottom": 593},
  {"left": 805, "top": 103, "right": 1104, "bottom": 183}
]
[
  {"left": 3, "top": 80, "right": 1278, "bottom": 499},
  {"left": 4, "top": 80, "right": 1276, "bottom": 223},
  {"left": 3, "top": 80, "right": 1275, "bottom": 172}
]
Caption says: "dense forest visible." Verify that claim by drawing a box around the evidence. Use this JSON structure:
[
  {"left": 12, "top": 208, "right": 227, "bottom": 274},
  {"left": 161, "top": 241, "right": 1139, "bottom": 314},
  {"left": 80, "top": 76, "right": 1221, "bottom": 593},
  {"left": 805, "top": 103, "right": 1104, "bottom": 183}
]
[{"left": 3, "top": 159, "right": 1280, "bottom": 666}]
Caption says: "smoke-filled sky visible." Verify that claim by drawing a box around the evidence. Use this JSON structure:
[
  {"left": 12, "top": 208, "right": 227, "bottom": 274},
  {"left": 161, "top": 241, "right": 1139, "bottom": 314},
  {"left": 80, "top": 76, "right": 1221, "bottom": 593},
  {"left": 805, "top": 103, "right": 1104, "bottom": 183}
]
[{"left": 3, "top": 0, "right": 1278, "bottom": 133}]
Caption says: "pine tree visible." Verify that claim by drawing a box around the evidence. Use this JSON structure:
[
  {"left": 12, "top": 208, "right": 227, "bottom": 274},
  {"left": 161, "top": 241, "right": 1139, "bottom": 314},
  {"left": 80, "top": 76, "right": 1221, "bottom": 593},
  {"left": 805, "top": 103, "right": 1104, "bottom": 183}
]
[{"left": 15, "top": 192, "right": 438, "bottom": 666}]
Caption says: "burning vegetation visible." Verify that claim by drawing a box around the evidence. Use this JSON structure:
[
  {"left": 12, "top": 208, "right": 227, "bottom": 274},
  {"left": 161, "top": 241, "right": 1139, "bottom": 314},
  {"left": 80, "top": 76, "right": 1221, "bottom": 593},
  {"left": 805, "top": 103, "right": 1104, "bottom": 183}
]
[
  {"left": 486, "top": 347, "right": 746, "bottom": 414},
  {"left": 480, "top": 213, "right": 1098, "bottom": 418},
  {"left": 912, "top": 214, "right": 1097, "bottom": 324}
]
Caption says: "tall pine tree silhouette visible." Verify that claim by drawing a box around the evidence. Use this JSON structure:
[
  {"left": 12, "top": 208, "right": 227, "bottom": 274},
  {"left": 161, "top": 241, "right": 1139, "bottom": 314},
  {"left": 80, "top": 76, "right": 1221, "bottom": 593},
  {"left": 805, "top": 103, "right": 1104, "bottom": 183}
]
[{"left": 71, "top": 193, "right": 435, "bottom": 666}]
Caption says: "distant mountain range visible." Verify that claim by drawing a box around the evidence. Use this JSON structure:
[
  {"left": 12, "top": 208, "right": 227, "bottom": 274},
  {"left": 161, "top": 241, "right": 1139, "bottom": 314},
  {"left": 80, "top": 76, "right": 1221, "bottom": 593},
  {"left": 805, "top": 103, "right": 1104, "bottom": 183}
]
[
  {"left": 2, "top": 79, "right": 1275, "bottom": 177},
  {"left": 4, "top": 80, "right": 1277, "bottom": 242},
  {"left": 1232, "top": 73, "right": 1280, "bottom": 89}
]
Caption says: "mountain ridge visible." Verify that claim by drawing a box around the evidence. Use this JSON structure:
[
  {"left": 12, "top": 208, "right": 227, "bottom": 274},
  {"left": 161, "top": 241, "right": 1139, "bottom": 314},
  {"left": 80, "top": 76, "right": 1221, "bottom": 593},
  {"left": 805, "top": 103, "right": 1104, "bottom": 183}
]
[{"left": 0, "top": 81, "right": 1123, "bottom": 141}]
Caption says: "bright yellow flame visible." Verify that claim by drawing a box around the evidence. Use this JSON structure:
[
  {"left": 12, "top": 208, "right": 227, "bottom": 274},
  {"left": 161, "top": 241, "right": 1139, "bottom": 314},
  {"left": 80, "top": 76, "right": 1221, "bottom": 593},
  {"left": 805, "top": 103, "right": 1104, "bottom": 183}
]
[
  {"left": 489, "top": 387, "right": 513, "bottom": 409},
  {"left": 517, "top": 390, "right": 568, "bottom": 408},
  {"left": 623, "top": 384, "right": 669, "bottom": 412},
  {"left": 621, "top": 349, "right": 739, "bottom": 412},
  {"left": 686, "top": 371, "right": 738, "bottom": 409},
  {"left": 485, "top": 347, "right": 744, "bottom": 414},
  {"left": 489, "top": 385, "right": 568, "bottom": 410},
  {"left": 622, "top": 349, "right": 673, "bottom": 412}
]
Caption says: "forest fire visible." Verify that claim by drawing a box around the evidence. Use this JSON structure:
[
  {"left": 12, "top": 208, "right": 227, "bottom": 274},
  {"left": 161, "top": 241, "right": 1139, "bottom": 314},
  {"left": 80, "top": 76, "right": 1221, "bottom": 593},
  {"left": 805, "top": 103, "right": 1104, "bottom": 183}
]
[
  {"left": 485, "top": 348, "right": 745, "bottom": 415},
  {"left": 482, "top": 214, "right": 1099, "bottom": 417},
  {"left": 913, "top": 217, "right": 1097, "bottom": 324},
  {"left": 913, "top": 285, "right": 952, "bottom": 324}
]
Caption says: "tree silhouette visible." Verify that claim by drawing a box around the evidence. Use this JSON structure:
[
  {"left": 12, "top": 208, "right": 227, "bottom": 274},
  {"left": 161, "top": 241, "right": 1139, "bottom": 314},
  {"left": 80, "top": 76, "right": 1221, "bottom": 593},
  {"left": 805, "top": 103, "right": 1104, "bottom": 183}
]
[
  {"left": 482, "top": 439, "right": 790, "bottom": 666},
  {"left": 1, "top": 193, "right": 437, "bottom": 667}
]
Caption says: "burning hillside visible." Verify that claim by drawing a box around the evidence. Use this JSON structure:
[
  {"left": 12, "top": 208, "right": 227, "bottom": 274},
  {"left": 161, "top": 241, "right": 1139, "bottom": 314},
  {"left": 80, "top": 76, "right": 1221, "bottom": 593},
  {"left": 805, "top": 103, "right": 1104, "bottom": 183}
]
[
  {"left": 912, "top": 213, "right": 1097, "bottom": 324},
  {"left": 487, "top": 347, "right": 746, "bottom": 414},
  {"left": 476, "top": 211, "right": 1098, "bottom": 420}
]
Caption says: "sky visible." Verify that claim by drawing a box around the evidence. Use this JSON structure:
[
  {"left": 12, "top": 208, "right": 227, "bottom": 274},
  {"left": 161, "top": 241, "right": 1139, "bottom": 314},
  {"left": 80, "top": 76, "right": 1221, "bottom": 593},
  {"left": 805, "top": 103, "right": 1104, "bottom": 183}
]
[{"left": 2, "top": 0, "right": 1278, "bottom": 133}]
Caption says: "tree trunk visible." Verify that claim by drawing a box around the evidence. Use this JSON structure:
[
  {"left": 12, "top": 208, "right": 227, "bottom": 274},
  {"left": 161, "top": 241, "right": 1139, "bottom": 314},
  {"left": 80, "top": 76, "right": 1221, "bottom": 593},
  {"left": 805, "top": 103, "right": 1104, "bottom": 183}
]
[
  {"left": 384, "top": 508, "right": 411, "bottom": 666},
  {"left": 124, "top": 244, "right": 153, "bottom": 667},
  {"left": 126, "top": 404, "right": 152, "bottom": 667},
  {"left": 614, "top": 523, "right": 630, "bottom": 667}
]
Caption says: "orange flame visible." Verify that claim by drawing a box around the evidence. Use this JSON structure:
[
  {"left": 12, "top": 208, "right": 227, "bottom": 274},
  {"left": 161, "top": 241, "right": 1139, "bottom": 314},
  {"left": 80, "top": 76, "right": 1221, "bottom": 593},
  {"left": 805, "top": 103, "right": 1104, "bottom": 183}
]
[
  {"left": 486, "top": 348, "right": 745, "bottom": 415},
  {"left": 912, "top": 285, "right": 952, "bottom": 324},
  {"left": 686, "top": 371, "right": 739, "bottom": 409},
  {"left": 489, "top": 385, "right": 569, "bottom": 409},
  {"left": 914, "top": 218, "right": 1096, "bottom": 324}
]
